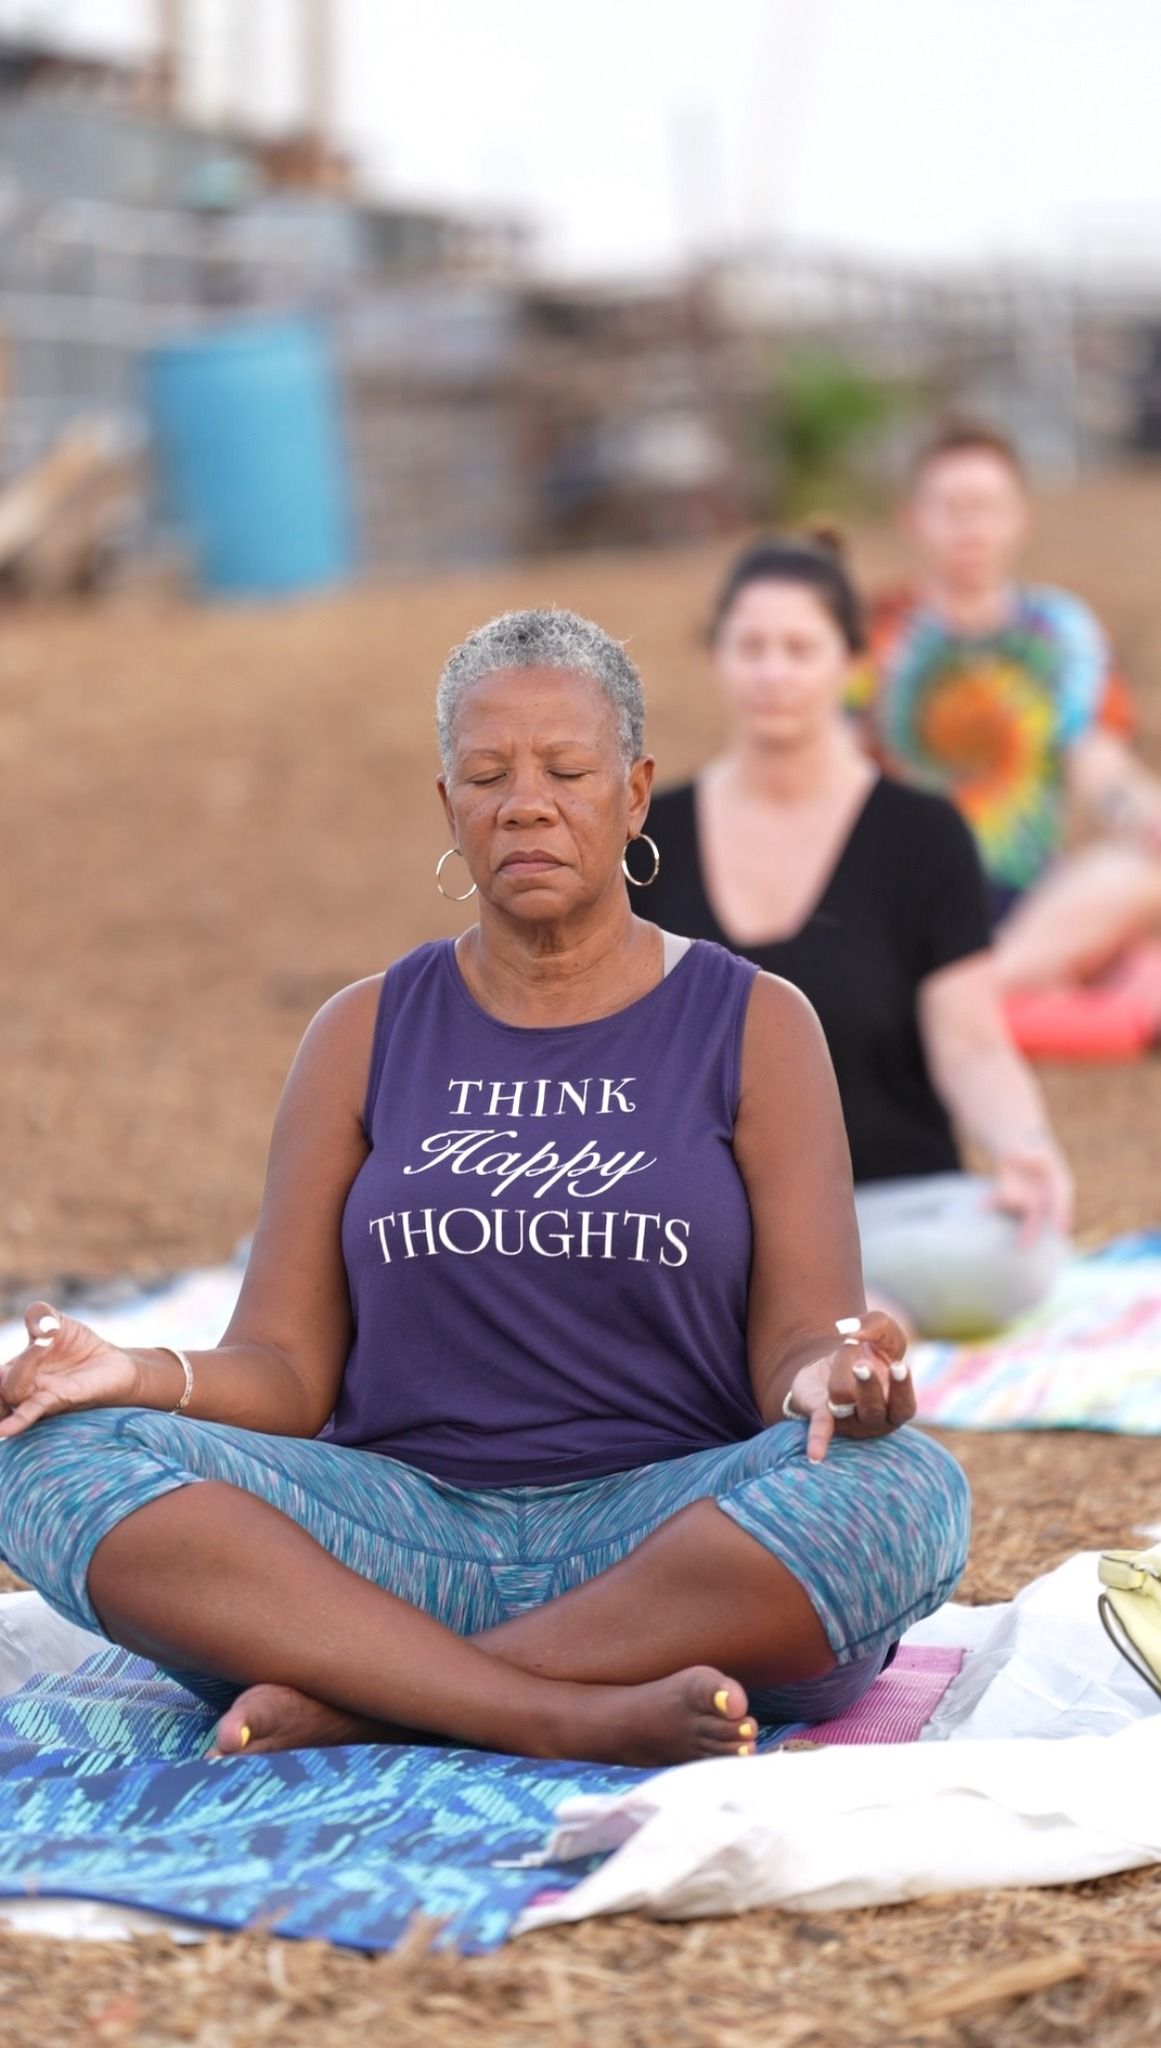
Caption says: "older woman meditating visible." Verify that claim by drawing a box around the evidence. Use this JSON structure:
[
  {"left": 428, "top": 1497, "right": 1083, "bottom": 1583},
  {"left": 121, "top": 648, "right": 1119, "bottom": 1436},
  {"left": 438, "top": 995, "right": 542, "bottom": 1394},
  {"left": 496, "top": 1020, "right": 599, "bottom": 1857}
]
[{"left": 0, "top": 610, "right": 968, "bottom": 1767}]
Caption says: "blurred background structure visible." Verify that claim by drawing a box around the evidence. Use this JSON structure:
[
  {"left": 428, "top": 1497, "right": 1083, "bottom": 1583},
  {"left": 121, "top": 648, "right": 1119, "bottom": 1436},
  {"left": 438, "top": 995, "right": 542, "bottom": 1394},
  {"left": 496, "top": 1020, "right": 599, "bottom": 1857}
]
[{"left": 0, "top": 2, "right": 1157, "bottom": 591}]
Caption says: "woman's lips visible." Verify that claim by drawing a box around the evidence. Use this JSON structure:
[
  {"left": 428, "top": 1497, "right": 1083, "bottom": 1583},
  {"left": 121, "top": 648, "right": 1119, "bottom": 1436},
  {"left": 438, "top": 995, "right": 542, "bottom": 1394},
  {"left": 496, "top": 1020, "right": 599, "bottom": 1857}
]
[{"left": 499, "top": 852, "right": 562, "bottom": 873}]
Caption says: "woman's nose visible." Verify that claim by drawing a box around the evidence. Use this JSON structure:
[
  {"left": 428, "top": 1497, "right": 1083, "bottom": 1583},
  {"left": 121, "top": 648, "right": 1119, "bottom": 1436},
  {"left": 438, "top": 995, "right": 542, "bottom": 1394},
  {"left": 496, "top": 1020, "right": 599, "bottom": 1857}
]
[
  {"left": 749, "top": 663, "right": 793, "bottom": 693},
  {"left": 499, "top": 775, "right": 556, "bottom": 823}
]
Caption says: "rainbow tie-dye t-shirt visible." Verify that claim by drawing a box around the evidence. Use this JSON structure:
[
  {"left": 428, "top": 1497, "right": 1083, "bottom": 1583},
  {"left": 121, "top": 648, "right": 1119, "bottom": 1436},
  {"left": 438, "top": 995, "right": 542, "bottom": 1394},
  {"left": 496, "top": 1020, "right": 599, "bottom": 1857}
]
[{"left": 852, "top": 586, "right": 1132, "bottom": 893}]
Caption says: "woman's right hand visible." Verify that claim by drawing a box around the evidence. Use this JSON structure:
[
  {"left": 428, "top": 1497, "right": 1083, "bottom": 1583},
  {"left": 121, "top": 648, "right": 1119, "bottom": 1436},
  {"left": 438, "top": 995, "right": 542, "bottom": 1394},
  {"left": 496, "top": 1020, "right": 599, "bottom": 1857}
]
[
  {"left": 0, "top": 1303, "right": 148, "bottom": 1441},
  {"left": 785, "top": 1310, "right": 914, "bottom": 1464}
]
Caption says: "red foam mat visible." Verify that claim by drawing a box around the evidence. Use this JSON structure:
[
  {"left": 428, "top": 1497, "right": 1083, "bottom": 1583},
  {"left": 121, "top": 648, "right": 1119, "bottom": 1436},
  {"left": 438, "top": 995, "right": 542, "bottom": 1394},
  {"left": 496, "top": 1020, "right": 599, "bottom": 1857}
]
[{"left": 1004, "top": 941, "right": 1161, "bottom": 1061}]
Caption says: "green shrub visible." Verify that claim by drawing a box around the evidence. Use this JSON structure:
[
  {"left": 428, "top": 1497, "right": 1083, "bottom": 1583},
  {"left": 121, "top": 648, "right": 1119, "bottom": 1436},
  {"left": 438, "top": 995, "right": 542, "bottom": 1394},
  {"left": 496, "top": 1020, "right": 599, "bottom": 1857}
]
[{"left": 758, "top": 352, "right": 904, "bottom": 519}]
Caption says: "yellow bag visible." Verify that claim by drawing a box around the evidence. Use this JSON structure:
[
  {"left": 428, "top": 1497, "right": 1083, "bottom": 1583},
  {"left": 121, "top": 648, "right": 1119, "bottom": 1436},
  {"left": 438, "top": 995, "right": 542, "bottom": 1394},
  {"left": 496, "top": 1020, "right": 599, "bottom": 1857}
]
[{"left": 1098, "top": 1546, "right": 1161, "bottom": 1700}]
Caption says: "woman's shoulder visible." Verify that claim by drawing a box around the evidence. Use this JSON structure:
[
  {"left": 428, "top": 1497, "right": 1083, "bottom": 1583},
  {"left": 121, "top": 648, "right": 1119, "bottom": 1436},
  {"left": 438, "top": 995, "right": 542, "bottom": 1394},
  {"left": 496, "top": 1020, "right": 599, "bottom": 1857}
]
[
  {"left": 296, "top": 972, "right": 385, "bottom": 1073},
  {"left": 865, "top": 780, "right": 988, "bottom": 955},
  {"left": 737, "top": 971, "right": 833, "bottom": 1102},
  {"left": 744, "top": 966, "right": 825, "bottom": 1036},
  {"left": 298, "top": 942, "right": 453, "bottom": 1125},
  {"left": 680, "top": 935, "right": 760, "bottom": 989},
  {"left": 1017, "top": 582, "right": 1106, "bottom": 641},
  {"left": 869, "top": 774, "right": 979, "bottom": 855},
  {"left": 304, "top": 942, "right": 448, "bottom": 1053}
]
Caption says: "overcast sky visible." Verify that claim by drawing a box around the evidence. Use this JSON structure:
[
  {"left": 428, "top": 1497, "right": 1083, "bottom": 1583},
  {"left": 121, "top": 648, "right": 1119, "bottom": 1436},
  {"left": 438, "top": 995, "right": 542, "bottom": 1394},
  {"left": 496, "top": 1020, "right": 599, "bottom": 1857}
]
[{"left": 5, "top": 0, "right": 1161, "bottom": 278}]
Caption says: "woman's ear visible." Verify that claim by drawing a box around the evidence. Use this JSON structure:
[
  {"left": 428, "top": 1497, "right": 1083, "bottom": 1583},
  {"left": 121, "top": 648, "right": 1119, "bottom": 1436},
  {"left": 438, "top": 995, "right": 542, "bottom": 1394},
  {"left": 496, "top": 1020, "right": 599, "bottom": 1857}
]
[
  {"left": 436, "top": 774, "right": 457, "bottom": 838},
  {"left": 628, "top": 754, "right": 655, "bottom": 834}
]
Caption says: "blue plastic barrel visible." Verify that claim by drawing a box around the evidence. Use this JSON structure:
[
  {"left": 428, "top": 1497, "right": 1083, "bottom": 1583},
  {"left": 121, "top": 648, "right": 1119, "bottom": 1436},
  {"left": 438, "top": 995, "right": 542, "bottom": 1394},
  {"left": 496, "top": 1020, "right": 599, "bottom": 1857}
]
[{"left": 145, "top": 318, "right": 355, "bottom": 597}]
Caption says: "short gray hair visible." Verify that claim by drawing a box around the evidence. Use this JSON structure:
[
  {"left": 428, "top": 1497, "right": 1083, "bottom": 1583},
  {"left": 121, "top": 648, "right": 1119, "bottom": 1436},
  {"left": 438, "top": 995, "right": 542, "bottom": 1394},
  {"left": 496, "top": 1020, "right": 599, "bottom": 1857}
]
[{"left": 436, "top": 607, "right": 646, "bottom": 770}]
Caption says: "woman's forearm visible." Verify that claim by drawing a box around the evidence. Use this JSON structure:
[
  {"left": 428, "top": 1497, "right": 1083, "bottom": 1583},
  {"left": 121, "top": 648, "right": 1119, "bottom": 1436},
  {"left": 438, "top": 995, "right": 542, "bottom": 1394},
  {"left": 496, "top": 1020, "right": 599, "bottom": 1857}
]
[
  {"left": 920, "top": 956, "right": 1056, "bottom": 1164},
  {"left": 931, "top": 1038, "right": 1051, "bottom": 1160},
  {"left": 127, "top": 1343, "right": 333, "bottom": 1438},
  {"left": 1069, "top": 729, "right": 1161, "bottom": 838}
]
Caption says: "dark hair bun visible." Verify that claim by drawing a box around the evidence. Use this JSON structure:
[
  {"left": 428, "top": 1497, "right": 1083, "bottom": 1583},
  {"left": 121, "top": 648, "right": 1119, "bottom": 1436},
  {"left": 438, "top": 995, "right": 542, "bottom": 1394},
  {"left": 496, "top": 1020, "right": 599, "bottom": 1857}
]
[
  {"left": 709, "top": 531, "right": 866, "bottom": 654},
  {"left": 800, "top": 520, "right": 848, "bottom": 563}
]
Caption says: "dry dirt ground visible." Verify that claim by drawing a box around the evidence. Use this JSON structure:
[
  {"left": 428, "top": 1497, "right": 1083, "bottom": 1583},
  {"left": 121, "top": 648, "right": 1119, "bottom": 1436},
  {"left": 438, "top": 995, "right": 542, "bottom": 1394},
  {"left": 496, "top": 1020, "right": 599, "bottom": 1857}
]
[{"left": 1, "top": 472, "right": 1160, "bottom": 2043}]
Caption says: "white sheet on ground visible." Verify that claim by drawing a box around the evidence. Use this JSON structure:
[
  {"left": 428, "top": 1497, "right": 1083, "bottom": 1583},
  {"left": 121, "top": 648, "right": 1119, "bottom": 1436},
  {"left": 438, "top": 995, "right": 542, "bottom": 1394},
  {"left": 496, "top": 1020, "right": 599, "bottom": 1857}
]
[
  {"left": 0, "top": 1898, "right": 200, "bottom": 1942},
  {"left": 908, "top": 1550, "right": 1161, "bottom": 1740},
  {"left": 517, "top": 1718, "right": 1161, "bottom": 1930},
  {"left": 0, "top": 1593, "right": 103, "bottom": 1697}
]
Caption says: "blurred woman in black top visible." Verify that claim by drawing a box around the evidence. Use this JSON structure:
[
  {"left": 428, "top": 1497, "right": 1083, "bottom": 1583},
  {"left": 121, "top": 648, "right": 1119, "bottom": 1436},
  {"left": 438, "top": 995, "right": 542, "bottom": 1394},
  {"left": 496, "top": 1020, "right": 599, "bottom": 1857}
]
[{"left": 638, "top": 534, "right": 1072, "bottom": 1337}]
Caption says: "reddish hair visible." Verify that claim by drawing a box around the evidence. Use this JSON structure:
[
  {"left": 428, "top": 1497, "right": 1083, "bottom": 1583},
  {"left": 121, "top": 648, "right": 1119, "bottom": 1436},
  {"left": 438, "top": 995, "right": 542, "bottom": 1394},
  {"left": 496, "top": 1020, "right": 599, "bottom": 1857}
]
[{"left": 911, "top": 420, "right": 1026, "bottom": 485}]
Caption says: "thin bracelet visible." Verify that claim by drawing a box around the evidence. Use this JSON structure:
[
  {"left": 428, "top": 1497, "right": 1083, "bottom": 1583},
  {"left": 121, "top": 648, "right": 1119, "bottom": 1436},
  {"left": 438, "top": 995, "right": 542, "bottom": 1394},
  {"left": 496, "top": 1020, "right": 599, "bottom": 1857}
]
[{"left": 155, "top": 1343, "right": 194, "bottom": 1416}]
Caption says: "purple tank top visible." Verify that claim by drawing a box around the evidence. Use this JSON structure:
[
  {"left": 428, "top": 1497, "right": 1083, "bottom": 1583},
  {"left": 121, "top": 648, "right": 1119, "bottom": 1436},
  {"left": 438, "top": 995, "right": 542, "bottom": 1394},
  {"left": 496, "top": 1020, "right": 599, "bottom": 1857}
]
[{"left": 329, "top": 938, "right": 763, "bottom": 1485}]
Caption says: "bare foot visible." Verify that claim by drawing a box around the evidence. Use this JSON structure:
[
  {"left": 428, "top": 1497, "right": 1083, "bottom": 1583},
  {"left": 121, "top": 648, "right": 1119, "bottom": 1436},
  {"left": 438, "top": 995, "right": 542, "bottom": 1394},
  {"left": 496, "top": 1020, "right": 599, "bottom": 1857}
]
[
  {"left": 560, "top": 1666, "right": 757, "bottom": 1767},
  {"left": 208, "top": 1686, "right": 402, "bottom": 1757},
  {"left": 209, "top": 1667, "right": 757, "bottom": 1768}
]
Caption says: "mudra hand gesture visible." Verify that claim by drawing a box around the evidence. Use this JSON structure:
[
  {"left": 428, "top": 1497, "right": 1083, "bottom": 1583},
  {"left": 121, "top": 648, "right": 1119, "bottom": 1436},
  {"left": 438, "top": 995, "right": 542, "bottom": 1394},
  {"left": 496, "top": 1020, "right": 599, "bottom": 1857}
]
[
  {"left": 0, "top": 1304, "right": 145, "bottom": 1440},
  {"left": 783, "top": 1309, "right": 914, "bottom": 1464}
]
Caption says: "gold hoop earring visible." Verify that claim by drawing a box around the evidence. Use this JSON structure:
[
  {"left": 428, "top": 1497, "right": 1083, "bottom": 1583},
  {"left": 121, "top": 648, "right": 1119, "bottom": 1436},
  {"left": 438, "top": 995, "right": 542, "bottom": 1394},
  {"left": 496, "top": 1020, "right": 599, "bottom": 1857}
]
[
  {"left": 436, "top": 846, "right": 478, "bottom": 901},
  {"left": 622, "top": 832, "right": 661, "bottom": 889}
]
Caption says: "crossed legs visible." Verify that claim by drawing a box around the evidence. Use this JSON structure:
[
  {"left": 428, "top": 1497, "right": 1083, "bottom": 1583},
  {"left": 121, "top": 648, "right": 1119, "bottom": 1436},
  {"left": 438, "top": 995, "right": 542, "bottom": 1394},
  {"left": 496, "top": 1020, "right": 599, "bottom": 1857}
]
[
  {"left": 3, "top": 1409, "right": 966, "bottom": 1767},
  {"left": 89, "top": 1482, "right": 831, "bottom": 1765}
]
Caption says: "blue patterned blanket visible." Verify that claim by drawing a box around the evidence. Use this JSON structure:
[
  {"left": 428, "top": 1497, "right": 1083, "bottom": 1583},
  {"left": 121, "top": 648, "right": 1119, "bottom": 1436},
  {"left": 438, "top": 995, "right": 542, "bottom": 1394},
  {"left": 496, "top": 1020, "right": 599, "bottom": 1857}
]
[{"left": 0, "top": 1649, "right": 645, "bottom": 1952}]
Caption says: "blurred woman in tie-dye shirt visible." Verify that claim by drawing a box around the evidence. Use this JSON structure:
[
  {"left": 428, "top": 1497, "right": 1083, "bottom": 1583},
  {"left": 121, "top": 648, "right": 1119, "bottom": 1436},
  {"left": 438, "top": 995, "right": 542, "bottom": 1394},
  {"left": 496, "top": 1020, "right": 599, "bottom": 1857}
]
[{"left": 852, "top": 422, "right": 1159, "bottom": 991}]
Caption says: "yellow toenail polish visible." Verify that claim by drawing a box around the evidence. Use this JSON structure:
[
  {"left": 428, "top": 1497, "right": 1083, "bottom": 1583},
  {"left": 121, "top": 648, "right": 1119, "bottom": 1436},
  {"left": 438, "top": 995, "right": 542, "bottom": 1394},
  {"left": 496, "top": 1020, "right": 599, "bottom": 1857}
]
[
  {"left": 739, "top": 1721, "right": 756, "bottom": 1738},
  {"left": 239, "top": 1725, "right": 251, "bottom": 1749},
  {"left": 737, "top": 1742, "right": 755, "bottom": 1757},
  {"left": 713, "top": 1688, "right": 731, "bottom": 1716}
]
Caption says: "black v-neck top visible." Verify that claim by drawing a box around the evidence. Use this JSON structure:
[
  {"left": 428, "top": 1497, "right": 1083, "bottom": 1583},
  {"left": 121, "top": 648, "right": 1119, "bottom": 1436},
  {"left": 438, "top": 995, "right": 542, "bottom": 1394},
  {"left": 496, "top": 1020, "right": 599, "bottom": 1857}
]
[{"left": 638, "top": 777, "right": 990, "bottom": 1184}]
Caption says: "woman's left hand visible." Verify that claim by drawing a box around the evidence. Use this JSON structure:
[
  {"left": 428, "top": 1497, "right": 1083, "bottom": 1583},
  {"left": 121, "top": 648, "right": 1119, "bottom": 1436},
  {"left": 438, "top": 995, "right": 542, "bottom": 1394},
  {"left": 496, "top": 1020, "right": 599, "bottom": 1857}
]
[
  {"left": 785, "top": 1311, "right": 914, "bottom": 1464},
  {"left": 989, "top": 1133, "right": 1074, "bottom": 1246}
]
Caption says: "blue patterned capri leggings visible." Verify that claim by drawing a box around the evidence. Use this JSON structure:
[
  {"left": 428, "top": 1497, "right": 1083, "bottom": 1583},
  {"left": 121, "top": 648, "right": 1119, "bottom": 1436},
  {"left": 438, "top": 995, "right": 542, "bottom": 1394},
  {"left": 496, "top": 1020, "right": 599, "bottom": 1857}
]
[{"left": 0, "top": 1408, "right": 970, "bottom": 1722}]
